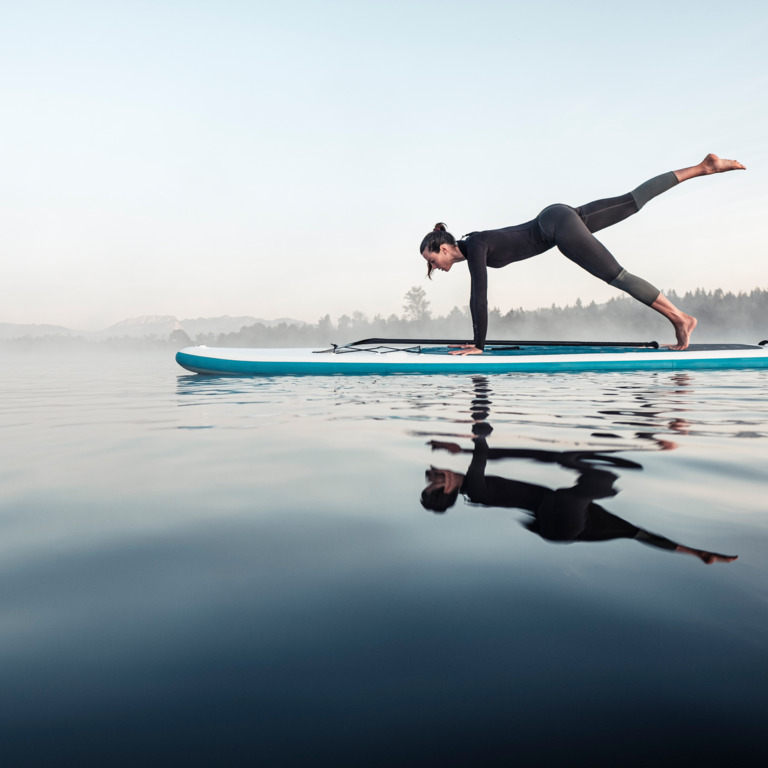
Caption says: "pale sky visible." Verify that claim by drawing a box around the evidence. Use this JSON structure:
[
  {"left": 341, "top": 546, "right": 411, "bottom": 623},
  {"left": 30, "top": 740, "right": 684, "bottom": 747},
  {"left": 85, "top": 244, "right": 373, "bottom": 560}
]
[{"left": 1, "top": 0, "right": 766, "bottom": 330}]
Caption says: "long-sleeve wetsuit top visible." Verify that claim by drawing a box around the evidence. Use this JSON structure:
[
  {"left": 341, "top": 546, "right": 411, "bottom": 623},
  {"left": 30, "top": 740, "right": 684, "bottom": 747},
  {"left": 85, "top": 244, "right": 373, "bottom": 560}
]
[{"left": 457, "top": 221, "right": 552, "bottom": 350}]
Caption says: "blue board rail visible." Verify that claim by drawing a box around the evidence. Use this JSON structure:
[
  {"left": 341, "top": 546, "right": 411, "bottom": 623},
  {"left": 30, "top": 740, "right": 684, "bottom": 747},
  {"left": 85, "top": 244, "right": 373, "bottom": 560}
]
[{"left": 176, "top": 340, "right": 768, "bottom": 376}]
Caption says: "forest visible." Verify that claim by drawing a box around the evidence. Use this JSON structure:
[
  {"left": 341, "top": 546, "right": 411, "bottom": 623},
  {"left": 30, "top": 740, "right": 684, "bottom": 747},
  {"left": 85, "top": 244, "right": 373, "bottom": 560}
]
[
  {"left": 193, "top": 287, "right": 768, "bottom": 348},
  {"left": 3, "top": 287, "right": 766, "bottom": 351}
]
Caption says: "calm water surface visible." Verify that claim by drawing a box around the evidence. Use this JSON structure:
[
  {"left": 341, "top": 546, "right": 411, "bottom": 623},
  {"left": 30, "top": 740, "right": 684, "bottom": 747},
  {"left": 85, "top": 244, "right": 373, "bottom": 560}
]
[{"left": 2, "top": 351, "right": 767, "bottom": 766}]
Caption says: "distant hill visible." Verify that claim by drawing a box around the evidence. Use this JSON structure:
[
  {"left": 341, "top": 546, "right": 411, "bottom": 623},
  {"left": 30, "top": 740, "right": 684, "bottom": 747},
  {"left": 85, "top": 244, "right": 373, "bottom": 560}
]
[
  {"left": 0, "top": 322, "right": 78, "bottom": 340},
  {"left": 0, "top": 315, "right": 307, "bottom": 341},
  {"left": 96, "top": 315, "right": 185, "bottom": 339},
  {"left": 180, "top": 316, "right": 306, "bottom": 338}
]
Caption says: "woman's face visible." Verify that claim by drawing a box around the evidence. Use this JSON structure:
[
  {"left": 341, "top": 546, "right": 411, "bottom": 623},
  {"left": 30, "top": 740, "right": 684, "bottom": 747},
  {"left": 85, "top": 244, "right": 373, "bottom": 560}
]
[
  {"left": 422, "top": 244, "right": 456, "bottom": 273},
  {"left": 424, "top": 467, "right": 463, "bottom": 493}
]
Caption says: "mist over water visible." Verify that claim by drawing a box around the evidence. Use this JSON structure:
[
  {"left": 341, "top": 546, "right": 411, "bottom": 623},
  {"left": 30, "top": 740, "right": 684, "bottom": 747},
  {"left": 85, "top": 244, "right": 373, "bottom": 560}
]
[
  {"left": 1, "top": 351, "right": 767, "bottom": 765},
  {"left": 3, "top": 287, "right": 766, "bottom": 352}
]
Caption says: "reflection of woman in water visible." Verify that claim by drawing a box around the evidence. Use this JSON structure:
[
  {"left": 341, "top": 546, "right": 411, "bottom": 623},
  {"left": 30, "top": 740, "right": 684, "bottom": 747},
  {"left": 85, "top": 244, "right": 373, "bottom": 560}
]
[
  {"left": 421, "top": 376, "right": 738, "bottom": 565},
  {"left": 422, "top": 440, "right": 736, "bottom": 564}
]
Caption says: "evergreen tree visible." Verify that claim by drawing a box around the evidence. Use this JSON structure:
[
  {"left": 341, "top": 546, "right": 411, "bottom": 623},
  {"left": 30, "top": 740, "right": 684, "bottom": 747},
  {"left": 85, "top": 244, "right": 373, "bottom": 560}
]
[{"left": 402, "top": 286, "right": 432, "bottom": 322}]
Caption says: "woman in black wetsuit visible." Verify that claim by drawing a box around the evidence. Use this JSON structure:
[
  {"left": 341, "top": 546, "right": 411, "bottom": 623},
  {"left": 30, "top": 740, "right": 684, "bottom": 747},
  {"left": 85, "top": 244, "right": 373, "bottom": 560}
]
[{"left": 419, "top": 154, "right": 745, "bottom": 354}]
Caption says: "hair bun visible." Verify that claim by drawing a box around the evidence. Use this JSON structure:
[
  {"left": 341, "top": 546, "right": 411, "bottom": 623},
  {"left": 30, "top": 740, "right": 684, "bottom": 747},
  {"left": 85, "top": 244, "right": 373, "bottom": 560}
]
[{"left": 433, "top": 222, "right": 447, "bottom": 232}]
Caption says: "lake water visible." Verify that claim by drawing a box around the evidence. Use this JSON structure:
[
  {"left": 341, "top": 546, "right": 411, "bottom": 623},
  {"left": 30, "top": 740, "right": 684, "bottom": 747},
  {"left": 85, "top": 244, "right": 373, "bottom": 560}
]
[{"left": 2, "top": 351, "right": 767, "bottom": 766}]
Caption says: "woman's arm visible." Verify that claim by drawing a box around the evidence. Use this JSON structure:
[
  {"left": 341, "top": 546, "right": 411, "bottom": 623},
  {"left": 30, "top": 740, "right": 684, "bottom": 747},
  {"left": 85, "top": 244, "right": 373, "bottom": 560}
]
[{"left": 451, "top": 241, "right": 488, "bottom": 355}]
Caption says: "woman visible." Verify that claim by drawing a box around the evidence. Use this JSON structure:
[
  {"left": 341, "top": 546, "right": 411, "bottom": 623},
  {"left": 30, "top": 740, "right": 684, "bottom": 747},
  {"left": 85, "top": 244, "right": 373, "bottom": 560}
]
[{"left": 419, "top": 154, "right": 745, "bottom": 353}]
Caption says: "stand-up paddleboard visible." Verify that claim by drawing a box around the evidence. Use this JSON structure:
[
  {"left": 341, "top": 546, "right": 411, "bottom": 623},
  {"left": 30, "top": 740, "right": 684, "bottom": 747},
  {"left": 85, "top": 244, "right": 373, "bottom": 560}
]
[{"left": 176, "top": 337, "right": 768, "bottom": 375}]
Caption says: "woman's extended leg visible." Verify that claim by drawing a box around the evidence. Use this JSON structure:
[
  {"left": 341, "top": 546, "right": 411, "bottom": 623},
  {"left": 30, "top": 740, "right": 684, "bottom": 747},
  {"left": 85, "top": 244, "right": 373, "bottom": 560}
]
[
  {"left": 577, "top": 153, "right": 745, "bottom": 231},
  {"left": 573, "top": 174, "right": 677, "bottom": 234}
]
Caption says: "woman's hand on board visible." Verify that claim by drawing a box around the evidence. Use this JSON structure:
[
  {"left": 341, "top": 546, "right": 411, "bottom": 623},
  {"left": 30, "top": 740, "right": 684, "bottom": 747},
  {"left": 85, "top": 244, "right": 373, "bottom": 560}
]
[{"left": 448, "top": 345, "right": 483, "bottom": 356}]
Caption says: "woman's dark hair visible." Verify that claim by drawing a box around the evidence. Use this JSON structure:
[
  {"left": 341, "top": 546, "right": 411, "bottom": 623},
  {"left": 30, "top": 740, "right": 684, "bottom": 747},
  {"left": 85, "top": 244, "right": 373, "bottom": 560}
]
[
  {"left": 420, "top": 222, "right": 456, "bottom": 279},
  {"left": 420, "top": 485, "right": 460, "bottom": 513}
]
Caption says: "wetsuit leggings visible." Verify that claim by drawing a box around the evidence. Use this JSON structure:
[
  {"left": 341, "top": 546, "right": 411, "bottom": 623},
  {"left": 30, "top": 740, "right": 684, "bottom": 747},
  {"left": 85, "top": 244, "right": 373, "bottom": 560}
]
[{"left": 535, "top": 171, "right": 679, "bottom": 306}]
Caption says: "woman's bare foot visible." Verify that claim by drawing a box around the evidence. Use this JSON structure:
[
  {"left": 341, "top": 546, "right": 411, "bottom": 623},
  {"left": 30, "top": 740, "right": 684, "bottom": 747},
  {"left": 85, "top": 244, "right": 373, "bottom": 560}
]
[
  {"left": 675, "top": 153, "right": 746, "bottom": 181},
  {"left": 700, "top": 153, "right": 746, "bottom": 174},
  {"left": 669, "top": 313, "right": 697, "bottom": 351},
  {"left": 651, "top": 294, "right": 697, "bottom": 350}
]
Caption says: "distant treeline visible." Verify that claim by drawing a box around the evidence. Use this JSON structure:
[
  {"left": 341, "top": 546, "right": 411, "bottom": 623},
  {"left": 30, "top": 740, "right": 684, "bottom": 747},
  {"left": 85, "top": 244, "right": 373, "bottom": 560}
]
[
  {"left": 3, "top": 287, "right": 766, "bottom": 351},
  {"left": 201, "top": 287, "right": 768, "bottom": 347}
]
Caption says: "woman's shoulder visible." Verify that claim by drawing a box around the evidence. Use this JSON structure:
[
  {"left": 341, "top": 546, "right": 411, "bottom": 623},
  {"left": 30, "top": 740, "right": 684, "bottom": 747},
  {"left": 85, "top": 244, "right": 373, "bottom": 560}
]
[{"left": 461, "top": 231, "right": 493, "bottom": 253}]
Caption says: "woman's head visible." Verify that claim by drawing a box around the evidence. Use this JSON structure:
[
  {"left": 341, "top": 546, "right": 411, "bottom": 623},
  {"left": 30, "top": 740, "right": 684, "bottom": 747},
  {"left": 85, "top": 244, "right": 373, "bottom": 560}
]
[
  {"left": 420, "top": 467, "right": 463, "bottom": 512},
  {"left": 420, "top": 223, "right": 457, "bottom": 279},
  {"left": 421, "top": 485, "right": 459, "bottom": 512}
]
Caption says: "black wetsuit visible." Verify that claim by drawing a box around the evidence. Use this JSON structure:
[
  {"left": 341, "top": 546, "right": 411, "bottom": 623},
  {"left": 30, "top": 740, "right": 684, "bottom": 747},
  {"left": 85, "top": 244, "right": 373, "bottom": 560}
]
[{"left": 456, "top": 172, "right": 678, "bottom": 349}]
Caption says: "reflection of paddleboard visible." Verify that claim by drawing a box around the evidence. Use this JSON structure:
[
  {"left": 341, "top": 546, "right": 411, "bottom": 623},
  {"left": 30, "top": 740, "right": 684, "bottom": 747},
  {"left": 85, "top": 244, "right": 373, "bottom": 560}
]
[{"left": 175, "top": 338, "right": 768, "bottom": 375}]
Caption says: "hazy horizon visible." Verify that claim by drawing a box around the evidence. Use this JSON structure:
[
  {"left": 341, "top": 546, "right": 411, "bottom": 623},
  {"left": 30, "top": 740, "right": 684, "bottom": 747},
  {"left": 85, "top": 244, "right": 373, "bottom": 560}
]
[
  {"left": 2, "top": 282, "right": 766, "bottom": 334},
  {"left": 2, "top": 1, "right": 766, "bottom": 330},
  {"left": 3, "top": 286, "right": 766, "bottom": 350}
]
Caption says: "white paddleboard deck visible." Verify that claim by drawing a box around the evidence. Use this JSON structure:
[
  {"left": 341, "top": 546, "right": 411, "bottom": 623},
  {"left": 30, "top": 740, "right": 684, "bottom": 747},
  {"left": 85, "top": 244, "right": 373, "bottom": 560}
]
[{"left": 176, "top": 341, "right": 768, "bottom": 376}]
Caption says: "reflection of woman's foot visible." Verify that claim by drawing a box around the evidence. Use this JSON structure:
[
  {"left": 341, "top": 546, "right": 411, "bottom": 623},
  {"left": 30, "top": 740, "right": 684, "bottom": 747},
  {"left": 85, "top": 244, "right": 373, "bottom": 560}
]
[
  {"left": 669, "top": 418, "right": 692, "bottom": 435},
  {"left": 698, "top": 552, "right": 739, "bottom": 565},
  {"left": 700, "top": 153, "right": 746, "bottom": 174},
  {"left": 677, "top": 544, "right": 738, "bottom": 564}
]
